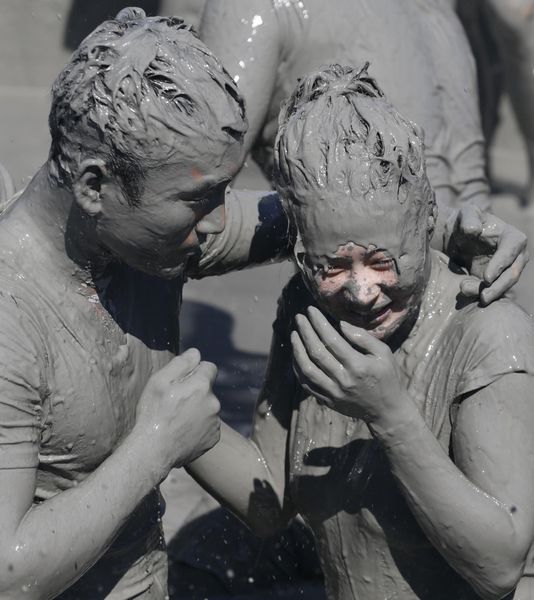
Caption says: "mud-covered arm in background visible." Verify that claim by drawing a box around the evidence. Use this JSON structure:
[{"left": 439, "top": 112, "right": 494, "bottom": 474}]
[
  {"left": 423, "top": 0, "right": 490, "bottom": 210},
  {"left": 187, "top": 284, "right": 298, "bottom": 537},
  {"left": 200, "top": 0, "right": 284, "bottom": 158},
  {"left": 293, "top": 306, "right": 534, "bottom": 599}
]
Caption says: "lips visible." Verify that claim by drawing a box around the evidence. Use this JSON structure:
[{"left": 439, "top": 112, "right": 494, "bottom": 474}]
[
  {"left": 366, "top": 307, "right": 392, "bottom": 326},
  {"left": 346, "top": 304, "right": 392, "bottom": 328}
]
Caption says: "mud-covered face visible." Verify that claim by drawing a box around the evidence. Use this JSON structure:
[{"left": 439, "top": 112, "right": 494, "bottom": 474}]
[
  {"left": 97, "top": 142, "right": 242, "bottom": 278},
  {"left": 296, "top": 197, "right": 431, "bottom": 340}
]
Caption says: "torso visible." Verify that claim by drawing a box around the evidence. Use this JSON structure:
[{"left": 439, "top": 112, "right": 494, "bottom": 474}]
[
  {"left": 279, "top": 251, "right": 534, "bottom": 600},
  {"left": 0, "top": 218, "right": 182, "bottom": 598}
]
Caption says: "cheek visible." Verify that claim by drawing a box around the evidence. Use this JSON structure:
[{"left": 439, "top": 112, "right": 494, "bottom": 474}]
[{"left": 314, "top": 273, "right": 346, "bottom": 297}]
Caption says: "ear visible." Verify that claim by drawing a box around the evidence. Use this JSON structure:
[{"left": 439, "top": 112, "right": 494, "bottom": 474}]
[
  {"left": 293, "top": 234, "right": 306, "bottom": 270},
  {"left": 73, "top": 159, "right": 107, "bottom": 217}
]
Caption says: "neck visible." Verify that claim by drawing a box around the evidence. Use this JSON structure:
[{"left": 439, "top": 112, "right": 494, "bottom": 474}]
[{"left": 6, "top": 164, "right": 112, "bottom": 286}]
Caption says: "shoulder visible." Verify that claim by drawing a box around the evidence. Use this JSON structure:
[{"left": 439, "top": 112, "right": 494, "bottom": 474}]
[
  {"left": 0, "top": 274, "right": 47, "bottom": 359},
  {"left": 451, "top": 297, "right": 534, "bottom": 396},
  {"left": 455, "top": 296, "right": 534, "bottom": 345}
]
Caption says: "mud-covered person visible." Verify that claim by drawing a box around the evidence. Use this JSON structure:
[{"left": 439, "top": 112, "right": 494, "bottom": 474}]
[
  {"left": 189, "top": 66, "right": 534, "bottom": 600},
  {"left": 0, "top": 10, "right": 247, "bottom": 600},
  {"left": 0, "top": 7, "right": 528, "bottom": 600}
]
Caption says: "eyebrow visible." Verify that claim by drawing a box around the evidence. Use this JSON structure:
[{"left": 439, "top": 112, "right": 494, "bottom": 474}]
[{"left": 325, "top": 247, "right": 388, "bottom": 260}]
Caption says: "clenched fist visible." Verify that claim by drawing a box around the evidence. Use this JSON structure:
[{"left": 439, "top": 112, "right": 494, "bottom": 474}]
[{"left": 133, "top": 348, "right": 221, "bottom": 481}]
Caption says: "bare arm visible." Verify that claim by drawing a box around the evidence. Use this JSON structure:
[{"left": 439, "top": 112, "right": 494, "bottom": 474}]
[
  {"left": 200, "top": 0, "right": 284, "bottom": 157},
  {"left": 0, "top": 350, "right": 220, "bottom": 599},
  {"left": 188, "top": 290, "right": 297, "bottom": 536},
  {"left": 422, "top": 0, "right": 490, "bottom": 210},
  {"left": 373, "top": 374, "right": 534, "bottom": 599}
]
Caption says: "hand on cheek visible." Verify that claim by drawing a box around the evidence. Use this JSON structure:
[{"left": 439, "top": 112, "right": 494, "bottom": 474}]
[{"left": 291, "top": 306, "right": 412, "bottom": 425}]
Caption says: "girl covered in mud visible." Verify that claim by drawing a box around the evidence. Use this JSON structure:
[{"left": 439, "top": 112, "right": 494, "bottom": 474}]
[{"left": 188, "top": 65, "right": 534, "bottom": 600}]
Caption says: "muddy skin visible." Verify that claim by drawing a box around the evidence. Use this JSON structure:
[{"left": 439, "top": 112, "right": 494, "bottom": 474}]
[
  {"left": 188, "top": 66, "right": 534, "bottom": 600},
  {"left": 0, "top": 9, "right": 247, "bottom": 600},
  {"left": 0, "top": 6, "right": 528, "bottom": 599}
]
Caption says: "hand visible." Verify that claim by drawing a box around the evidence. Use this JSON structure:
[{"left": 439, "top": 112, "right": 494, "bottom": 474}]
[
  {"left": 445, "top": 204, "right": 528, "bottom": 305},
  {"left": 133, "top": 348, "right": 221, "bottom": 478},
  {"left": 291, "top": 307, "right": 409, "bottom": 424}
]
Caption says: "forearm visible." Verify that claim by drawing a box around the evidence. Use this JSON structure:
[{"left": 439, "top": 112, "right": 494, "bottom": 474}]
[
  {"left": 371, "top": 403, "right": 524, "bottom": 598},
  {"left": 190, "top": 188, "right": 291, "bottom": 278},
  {"left": 0, "top": 433, "right": 164, "bottom": 600},
  {"left": 187, "top": 423, "right": 287, "bottom": 536}
]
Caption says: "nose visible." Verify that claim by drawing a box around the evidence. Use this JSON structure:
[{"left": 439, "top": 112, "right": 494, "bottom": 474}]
[
  {"left": 342, "top": 276, "right": 381, "bottom": 311},
  {"left": 195, "top": 202, "right": 226, "bottom": 235}
]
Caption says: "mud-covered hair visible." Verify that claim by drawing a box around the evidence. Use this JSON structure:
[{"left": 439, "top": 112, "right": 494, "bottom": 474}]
[
  {"left": 274, "top": 64, "right": 435, "bottom": 224},
  {"left": 49, "top": 7, "right": 247, "bottom": 203}
]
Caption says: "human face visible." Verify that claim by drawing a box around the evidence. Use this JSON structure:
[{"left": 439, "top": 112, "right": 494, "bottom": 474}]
[
  {"left": 97, "top": 143, "right": 242, "bottom": 278},
  {"left": 296, "top": 200, "right": 431, "bottom": 341}
]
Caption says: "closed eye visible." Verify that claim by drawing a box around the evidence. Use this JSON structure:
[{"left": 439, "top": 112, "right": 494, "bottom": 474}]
[{"left": 322, "top": 259, "right": 352, "bottom": 277}]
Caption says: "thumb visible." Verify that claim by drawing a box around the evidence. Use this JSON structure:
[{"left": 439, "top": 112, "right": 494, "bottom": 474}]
[
  {"left": 196, "top": 361, "right": 218, "bottom": 386},
  {"left": 460, "top": 277, "right": 482, "bottom": 298},
  {"left": 159, "top": 348, "right": 202, "bottom": 381}
]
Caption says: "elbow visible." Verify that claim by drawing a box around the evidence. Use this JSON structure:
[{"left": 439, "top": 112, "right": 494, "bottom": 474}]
[
  {"left": 470, "top": 570, "right": 522, "bottom": 600},
  {"left": 467, "top": 553, "right": 526, "bottom": 600}
]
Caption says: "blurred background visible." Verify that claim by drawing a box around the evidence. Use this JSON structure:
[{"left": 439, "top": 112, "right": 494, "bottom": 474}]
[{"left": 1, "top": 1, "right": 533, "bottom": 598}]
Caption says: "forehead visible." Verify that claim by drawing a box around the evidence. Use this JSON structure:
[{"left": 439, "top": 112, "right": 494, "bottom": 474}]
[
  {"left": 329, "top": 242, "right": 381, "bottom": 258},
  {"left": 143, "top": 140, "right": 242, "bottom": 194},
  {"left": 295, "top": 190, "right": 424, "bottom": 262}
]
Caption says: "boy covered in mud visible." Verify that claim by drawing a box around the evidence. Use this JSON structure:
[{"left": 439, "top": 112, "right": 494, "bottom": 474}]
[
  {"left": 0, "top": 9, "right": 247, "bottom": 599},
  {"left": 189, "top": 65, "right": 534, "bottom": 599}
]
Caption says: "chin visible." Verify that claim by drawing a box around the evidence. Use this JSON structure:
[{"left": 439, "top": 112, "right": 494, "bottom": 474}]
[{"left": 156, "top": 263, "right": 186, "bottom": 280}]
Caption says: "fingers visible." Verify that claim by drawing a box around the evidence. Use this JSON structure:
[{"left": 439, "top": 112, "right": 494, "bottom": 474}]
[
  {"left": 339, "top": 321, "right": 387, "bottom": 357},
  {"left": 305, "top": 306, "right": 361, "bottom": 363},
  {"left": 296, "top": 311, "right": 350, "bottom": 378},
  {"left": 482, "top": 221, "right": 527, "bottom": 283},
  {"left": 480, "top": 251, "right": 529, "bottom": 306},
  {"left": 458, "top": 204, "right": 484, "bottom": 237},
  {"left": 291, "top": 330, "right": 335, "bottom": 401}
]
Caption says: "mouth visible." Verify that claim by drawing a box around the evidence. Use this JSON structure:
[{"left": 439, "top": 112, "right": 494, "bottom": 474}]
[{"left": 346, "top": 304, "right": 392, "bottom": 328}]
